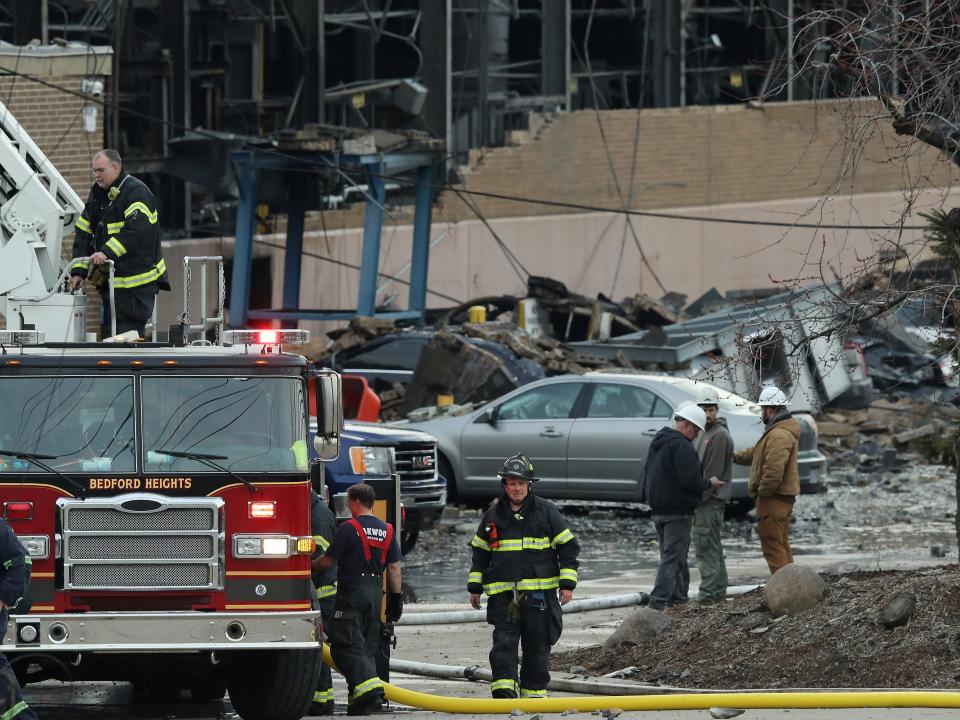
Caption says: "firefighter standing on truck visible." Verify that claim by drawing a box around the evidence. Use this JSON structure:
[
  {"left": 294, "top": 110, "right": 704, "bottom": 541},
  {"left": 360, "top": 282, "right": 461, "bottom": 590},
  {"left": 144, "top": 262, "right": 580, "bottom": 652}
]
[
  {"left": 468, "top": 454, "right": 580, "bottom": 699},
  {"left": 0, "top": 517, "right": 38, "bottom": 720},
  {"left": 311, "top": 488, "right": 338, "bottom": 716},
  {"left": 70, "top": 149, "right": 170, "bottom": 338},
  {"left": 312, "top": 483, "right": 402, "bottom": 716}
]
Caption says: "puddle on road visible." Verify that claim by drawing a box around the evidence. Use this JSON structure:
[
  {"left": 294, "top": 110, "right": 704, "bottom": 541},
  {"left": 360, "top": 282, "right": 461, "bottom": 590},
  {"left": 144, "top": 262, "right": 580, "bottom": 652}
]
[{"left": 404, "top": 464, "right": 957, "bottom": 603}]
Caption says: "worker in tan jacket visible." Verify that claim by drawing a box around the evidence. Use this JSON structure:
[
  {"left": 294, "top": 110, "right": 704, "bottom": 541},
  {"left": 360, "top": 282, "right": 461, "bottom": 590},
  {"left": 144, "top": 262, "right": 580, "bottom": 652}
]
[{"left": 732, "top": 386, "right": 800, "bottom": 574}]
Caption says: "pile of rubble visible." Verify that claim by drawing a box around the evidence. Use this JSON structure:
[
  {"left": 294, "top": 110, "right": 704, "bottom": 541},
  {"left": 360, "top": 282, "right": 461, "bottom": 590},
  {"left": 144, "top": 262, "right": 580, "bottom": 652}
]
[{"left": 814, "top": 397, "right": 959, "bottom": 469}]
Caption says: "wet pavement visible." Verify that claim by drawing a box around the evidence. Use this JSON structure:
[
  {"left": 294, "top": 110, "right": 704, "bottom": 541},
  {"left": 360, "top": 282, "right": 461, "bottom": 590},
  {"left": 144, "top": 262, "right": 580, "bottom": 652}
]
[{"left": 19, "top": 465, "right": 959, "bottom": 719}]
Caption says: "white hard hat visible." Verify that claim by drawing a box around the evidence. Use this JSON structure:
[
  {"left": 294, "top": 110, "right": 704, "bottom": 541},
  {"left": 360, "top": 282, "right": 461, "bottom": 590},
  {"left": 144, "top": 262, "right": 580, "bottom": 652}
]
[
  {"left": 758, "top": 385, "right": 788, "bottom": 407},
  {"left": 694, "top": 385, "right": 720, "bottom": 406},
  {"left": 674, "top": 402, "right": 706, "bottom": 431}
]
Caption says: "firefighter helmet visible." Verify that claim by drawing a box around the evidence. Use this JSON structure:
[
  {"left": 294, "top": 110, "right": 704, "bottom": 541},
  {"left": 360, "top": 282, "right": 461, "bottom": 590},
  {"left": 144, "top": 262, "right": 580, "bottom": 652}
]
[{"left": 498, "top": 453, "right": 538, "bottom": 482}]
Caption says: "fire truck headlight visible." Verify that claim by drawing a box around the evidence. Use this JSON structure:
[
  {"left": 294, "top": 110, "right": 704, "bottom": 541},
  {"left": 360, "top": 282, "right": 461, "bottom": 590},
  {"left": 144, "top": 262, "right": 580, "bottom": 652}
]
[
  {"left": 233, "top": 535, "right": 293, "bottom": 558},
  {"left": 262, "top": 537, "right": 289, "bottom": 556},
  {"left": 18, "top": 536, "right": 48, "bottom": 560},
  {"left": 349, "top": 446, "right": 391, "bottom": 476}
]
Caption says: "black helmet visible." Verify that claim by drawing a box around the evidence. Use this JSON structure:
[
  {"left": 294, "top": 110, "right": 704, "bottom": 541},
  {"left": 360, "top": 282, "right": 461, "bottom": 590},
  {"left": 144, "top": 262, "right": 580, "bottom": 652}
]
[{"left": 498, "top": 453, "right": 538, "bottom": 482}]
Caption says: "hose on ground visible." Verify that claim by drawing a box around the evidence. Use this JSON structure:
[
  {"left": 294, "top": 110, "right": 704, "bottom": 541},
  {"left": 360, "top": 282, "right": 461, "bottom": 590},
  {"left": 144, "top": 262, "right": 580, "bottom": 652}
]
[
  {"left": 322, "top": 645, "right": 960, "bottom": 713},
  {"left": 398, "top": 586, "right": 760, "bottom": 626}
]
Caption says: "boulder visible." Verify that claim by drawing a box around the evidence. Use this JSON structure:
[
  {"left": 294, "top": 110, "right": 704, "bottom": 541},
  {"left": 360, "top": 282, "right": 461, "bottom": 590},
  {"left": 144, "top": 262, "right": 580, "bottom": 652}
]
[
  {"left": 879, "top": 591, "right": 916, "bottom": 628},
  {"left": 602, "top": 607, "right": 671, "bottom": 649},
  {"left": 764, "top": 564, "right": 825, "bottom": 617}
]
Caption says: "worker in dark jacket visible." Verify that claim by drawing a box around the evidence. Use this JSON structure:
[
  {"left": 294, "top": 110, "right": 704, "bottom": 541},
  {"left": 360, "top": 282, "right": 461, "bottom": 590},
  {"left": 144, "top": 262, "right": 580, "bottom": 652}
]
[
  {"left": 0, "top": 518, "right": 38, "bottom": 720},
  {"left": 70, "top": 149, "right": 169, "bottom": 338},
  {"left": 467, "top": 454, "right": 579, "bottom": 699},
  {"left": 644, "top": 404, "right": 723, "bottom": 610},
  {"left": 312, "top": 483, "right": 402, "bottom": 716},
  {"left": 311, "top": 488, "right": 338, "bottom": 715}
]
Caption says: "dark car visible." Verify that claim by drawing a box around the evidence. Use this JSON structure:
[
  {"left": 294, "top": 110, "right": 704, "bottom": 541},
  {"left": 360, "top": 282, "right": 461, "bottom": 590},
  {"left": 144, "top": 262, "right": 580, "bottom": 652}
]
[{"left": 331, "top": 328, "right": 545, "bottom": 395}]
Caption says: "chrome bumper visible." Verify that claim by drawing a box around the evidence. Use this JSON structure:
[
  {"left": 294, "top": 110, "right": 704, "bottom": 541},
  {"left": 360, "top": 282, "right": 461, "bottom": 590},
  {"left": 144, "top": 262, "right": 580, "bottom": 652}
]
[{"left": 4, "top": 610, "right": 321, "bottom": 653}]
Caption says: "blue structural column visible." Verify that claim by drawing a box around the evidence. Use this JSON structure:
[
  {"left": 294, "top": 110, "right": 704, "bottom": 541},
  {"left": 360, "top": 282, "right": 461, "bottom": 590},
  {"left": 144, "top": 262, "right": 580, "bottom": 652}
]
[
  {"left": 408, "top": 163, "right": 435, "bottom": 322},
  {"left": 282, "top": 179, "right": 306, "bottom": 326},
  {"left": 357, "top": 164, "right": 386, "bottom": 317},
  {"left": 229, "top": 153, "right": 260, "bottom": 327}
]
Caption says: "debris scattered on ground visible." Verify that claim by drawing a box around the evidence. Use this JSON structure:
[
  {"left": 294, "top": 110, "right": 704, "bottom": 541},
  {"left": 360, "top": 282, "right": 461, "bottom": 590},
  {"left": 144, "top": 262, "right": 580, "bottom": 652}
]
[{"left": 551, "top": 567, "right": 960, "bottom": 689}]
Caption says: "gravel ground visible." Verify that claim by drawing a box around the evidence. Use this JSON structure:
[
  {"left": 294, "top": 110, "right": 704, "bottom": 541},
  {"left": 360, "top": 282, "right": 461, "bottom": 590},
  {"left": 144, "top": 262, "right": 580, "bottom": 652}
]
[{"left": 551, "top": 565, "right": 960, "bottom": 689}]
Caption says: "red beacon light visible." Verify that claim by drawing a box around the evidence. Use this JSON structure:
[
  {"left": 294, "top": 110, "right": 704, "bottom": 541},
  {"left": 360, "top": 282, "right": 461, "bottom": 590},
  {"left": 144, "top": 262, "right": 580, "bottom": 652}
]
[{"left": 222, "top": 329, "right": 310, "bottom": 349}]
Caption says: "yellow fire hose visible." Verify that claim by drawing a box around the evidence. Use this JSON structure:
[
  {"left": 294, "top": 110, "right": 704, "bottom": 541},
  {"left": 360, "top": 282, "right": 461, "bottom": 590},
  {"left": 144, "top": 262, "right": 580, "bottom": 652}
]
[{"left": 322, "top": 645, "right": 960, "bottom": 713}]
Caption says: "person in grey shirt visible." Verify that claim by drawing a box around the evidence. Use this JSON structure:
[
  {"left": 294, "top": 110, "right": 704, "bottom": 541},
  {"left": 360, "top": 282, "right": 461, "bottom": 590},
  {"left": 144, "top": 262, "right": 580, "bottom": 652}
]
[{"left": 692, "top": 386, "right": 734, "bottom": 603}]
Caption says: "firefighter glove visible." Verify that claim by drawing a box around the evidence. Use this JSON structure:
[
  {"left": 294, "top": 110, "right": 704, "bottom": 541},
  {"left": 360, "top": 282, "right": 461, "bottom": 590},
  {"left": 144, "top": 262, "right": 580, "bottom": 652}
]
[{"left": 386, "top": 592, "right": 403, "bottom": 622}]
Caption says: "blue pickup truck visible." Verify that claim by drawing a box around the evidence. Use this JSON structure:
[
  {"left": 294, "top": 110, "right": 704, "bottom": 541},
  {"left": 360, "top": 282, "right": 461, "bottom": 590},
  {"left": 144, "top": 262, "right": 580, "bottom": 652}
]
[{"left": 310, "top": 420, "right": 446, "bottom": 556}]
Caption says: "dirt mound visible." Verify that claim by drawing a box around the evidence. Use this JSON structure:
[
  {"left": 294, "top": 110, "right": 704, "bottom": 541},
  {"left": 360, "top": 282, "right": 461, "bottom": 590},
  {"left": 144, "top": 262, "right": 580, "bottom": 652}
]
[{"left": 553, "top": 567, "right": 960, "bottom": 689}]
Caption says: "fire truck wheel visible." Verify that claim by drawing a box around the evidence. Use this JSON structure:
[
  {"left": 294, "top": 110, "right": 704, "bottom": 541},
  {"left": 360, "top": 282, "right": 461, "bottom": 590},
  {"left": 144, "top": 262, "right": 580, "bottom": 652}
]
[
  {"left": 189, "top": 674, "right": 227, "bottom": 702},
  {"left": 227, "top": 647, "right": 321, "bottom": 720}
]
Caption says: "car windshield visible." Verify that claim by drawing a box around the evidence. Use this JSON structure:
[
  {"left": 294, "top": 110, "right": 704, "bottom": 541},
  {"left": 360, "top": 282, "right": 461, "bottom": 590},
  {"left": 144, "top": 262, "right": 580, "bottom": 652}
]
[
  {"left": 142, "top": 376, "right": 307, "bottom": 472},
  {"left": 0, "top": 376, "right": 135, "bottom": 473}
]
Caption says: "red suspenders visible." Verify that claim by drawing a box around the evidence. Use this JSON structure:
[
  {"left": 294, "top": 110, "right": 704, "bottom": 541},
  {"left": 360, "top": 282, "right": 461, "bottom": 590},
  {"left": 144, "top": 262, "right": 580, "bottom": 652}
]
[{"left": 346, "top": 518, "right": 394, "bottom": 565}]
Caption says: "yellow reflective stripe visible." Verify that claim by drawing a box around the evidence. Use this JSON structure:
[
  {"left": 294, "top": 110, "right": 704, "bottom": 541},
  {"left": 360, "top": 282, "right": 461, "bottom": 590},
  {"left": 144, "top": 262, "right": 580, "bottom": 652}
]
[
  {"left": 0, "top": 700, "right": 29, "bottom": 720},
  {"left": 516, "top": 576, "right": 559, "bottom": 591},
  {"left": 491, "top": 679, "right": 518, "bottom": 694},
  {"left": 124, "top": 201, "right": 158, "bottom": 223},
  {"left": 75, "top": 217, "right": 92, "bottom": 233},
  {"left": 104, "top": 237, "right": 127, "bottom": 257},
  {"left": 482, "top": 581, "right": 516, "bottom": 595},
  {"left": 551, "top": 529, "right": 574, "bottom": 547},
  {"left": 317, "top": 584, "right": 337, "bottom": 599},
  {"left": 314, "top": 535, "right": 330, "bottom": 552},
  {"left": 520, "top": 688, "right": 548, "bottom": 698},
  {"left": 291, "top": 440, "right": 308, "bottom": 469},
  {"left": 106, "top": 221, "right": 125, "bottom": 233},
  {"left": 314, "top": 689, "right": 334, "bottom": 702},
  {"left": 23, "top": 556, "right": 31, "bottom": 566},
  {"left": 559, "top": 568, "right": 578, "bottom": 583},
  {"left": 470, "top": 535, "right": 490, "bottom": 551},
  {"left": 353, "top": 677, "right": 383, "bottom": 699},
  {"left": 467, "top": 571, "right": 483, "bottom": 585},
  {"left": 74, "top": 259, "right": 90, "bottom": 270},
  {"left": 491, "top": 536, "right": 551, "bottom": 552},
  {"left": 114, "top": 259, "right": 165, "bottom": 289}
]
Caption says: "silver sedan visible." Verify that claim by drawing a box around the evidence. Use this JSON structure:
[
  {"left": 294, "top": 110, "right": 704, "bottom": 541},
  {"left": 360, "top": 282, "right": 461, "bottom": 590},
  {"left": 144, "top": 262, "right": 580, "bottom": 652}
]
[{"left": 402, "top": 372, "right": 826, "bottom": 506}]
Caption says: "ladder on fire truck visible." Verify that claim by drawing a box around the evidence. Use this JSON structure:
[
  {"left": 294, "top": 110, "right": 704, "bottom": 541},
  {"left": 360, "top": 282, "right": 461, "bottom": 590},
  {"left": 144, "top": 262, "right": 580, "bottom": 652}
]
[{"left": 0, "top": 99, "right": 87, "bottom": 341}]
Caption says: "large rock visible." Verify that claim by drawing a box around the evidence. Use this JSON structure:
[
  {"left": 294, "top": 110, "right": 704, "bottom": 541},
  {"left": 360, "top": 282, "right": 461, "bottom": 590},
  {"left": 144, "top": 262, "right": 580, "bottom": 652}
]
[
  {"left": 879, "top": 591, "right": 916, "bottom": 628},
  {"left": 764, "top": 564, "right": 825, "bottom": 617},
  {"left": 602, "top": 607, "right": 671, "bottom": 649}
]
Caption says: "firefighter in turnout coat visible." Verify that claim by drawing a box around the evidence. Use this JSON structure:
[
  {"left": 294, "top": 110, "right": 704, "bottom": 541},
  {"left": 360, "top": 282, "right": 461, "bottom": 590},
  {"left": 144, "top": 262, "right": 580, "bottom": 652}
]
[
  {"left": 70, "top": 149, "right": 169, "bottom": 338},
  {"left": 0, "top": 518, "right": 38, "bottom": 720},
  {"left": 468, "top": 454, "right": 580, "bottom": 699},
  {"left": 310, "top": 489, "right": 338, "bottom": 715},
  {"left": 312, "top": 483, "right": 402, "bottom": 716}
]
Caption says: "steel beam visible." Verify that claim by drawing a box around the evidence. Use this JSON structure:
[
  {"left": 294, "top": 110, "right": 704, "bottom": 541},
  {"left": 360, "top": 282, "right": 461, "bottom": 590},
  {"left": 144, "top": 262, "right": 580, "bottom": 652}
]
[
  {"left": 357, "top": 164, "right": 386, "bottom": 317},
  {"left": 541, "top": 0, "right": 570, "bottom": 107},
  {"left": 228, "top": 155, "right": 259, "bottom": 328},
  {"left": 408, "top": 163, "right": 435, "bottom": 319},
  {"left": 281, "top": 180, "right": 306, "bottom": 325}
]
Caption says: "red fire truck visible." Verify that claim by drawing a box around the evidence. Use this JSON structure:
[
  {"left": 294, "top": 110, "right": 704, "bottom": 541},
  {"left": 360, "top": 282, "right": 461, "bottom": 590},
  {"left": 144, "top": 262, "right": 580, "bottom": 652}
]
[{"left": 0, "top": 99, "right": 342, "bottom": 720}]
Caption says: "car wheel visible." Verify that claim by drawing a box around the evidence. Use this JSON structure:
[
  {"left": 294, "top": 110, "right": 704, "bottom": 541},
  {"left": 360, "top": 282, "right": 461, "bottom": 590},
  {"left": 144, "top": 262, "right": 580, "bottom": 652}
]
[{"left": 439, "top": 454, "right": 458, "bottom": 505}]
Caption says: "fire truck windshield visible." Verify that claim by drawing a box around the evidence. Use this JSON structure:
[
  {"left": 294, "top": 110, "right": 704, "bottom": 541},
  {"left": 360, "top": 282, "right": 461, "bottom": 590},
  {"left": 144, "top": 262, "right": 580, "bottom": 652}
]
[
  {"left": 142, "top": 376, "right": 308, "bottom": 473},
  {"left": 0, "top": 376, "right": 136, "bottom": 473}
]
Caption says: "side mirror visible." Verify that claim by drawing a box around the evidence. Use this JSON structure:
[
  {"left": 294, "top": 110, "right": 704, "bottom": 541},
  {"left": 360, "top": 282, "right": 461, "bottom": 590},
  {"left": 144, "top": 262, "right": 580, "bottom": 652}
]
[
  {"left": 313, "top": 370, "right": 342, "bottom": 461},
  {"left": 480, "top": 408, "right": 498, "bottom": 425}
]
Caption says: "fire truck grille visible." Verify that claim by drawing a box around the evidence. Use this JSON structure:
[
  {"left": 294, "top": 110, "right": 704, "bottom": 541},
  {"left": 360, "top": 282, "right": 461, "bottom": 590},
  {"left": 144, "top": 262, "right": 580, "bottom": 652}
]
[
  {"left": 71, "top": 563, "right": 211, "bottom": 588},
  {"left": 66, "top": 507, "right": 215, "bottom": 532},
  {"left": 60, "top": 497, "right": 223, "bottom": 590},
  {"left": 67, "top": 535, "right": 215, "bottom": 560}
]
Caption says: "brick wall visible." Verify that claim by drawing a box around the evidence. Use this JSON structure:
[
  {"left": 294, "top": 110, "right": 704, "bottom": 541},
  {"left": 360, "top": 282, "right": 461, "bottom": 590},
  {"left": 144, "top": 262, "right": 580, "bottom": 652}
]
[
  {"left": 440, "top": 100, "right": 958, "bottom": 222},
  {"left": 0, "top": 47, "right": 112, "bottom": 333}
]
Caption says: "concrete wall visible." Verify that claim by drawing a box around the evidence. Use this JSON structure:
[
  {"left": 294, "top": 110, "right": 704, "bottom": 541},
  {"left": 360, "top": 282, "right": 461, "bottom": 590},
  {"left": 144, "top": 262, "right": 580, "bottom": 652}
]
[{"left": 165, "top": 186, "right": 955, "bottom": 338}]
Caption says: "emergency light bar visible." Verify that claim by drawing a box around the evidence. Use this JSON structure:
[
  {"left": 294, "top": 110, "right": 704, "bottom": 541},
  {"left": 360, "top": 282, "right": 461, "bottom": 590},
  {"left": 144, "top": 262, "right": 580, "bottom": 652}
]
[
  {"left": 0, "top": 330, "right": 44, "bottom": 345},
  {"left": 223, "top": 329, "right": 310, "bottom": 346}
]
